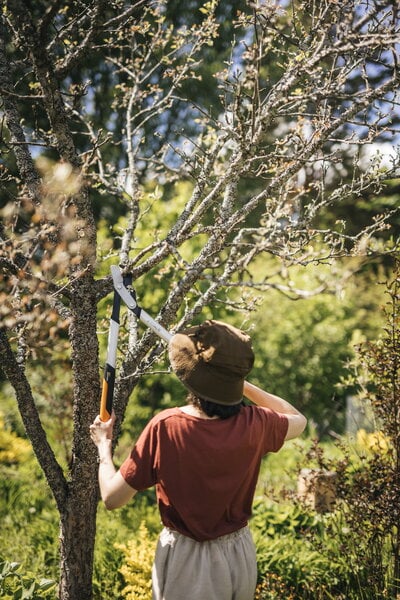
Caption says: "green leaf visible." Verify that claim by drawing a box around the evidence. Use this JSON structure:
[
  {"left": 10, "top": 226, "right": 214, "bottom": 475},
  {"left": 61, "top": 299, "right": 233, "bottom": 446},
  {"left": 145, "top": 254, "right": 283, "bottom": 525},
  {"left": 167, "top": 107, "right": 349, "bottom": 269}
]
[{"left": 38, "top": 578, "right": 56, "bottom": 592}]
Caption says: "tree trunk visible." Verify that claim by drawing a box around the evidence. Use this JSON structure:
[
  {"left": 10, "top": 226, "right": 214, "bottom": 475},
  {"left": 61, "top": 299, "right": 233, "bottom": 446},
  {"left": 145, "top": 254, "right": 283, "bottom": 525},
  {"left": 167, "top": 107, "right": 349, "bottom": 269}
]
[
  {"left": 0, "top": 318, "right": 100, "bottom": 600},
  {"left": 58, "top": 483, "right": 98, "bottom": 600},
  {"left": 57, "top": 275, "right": 100, "bottom": 600}
]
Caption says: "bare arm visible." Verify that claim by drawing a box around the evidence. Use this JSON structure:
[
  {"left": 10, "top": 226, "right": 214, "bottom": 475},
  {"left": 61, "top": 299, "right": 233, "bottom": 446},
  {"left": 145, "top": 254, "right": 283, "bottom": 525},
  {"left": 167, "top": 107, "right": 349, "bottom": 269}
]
[
  {"left": 243, "top": 381, "right": 307, "bottom": 440},
  {"left": 90, "top": 414, "right": 137, "bottom": 510}
]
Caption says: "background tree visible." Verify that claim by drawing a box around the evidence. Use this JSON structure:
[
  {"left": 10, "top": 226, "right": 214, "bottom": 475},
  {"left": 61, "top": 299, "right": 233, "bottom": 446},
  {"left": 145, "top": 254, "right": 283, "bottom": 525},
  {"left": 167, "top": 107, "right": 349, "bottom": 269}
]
[
  {"left": 248, "top": 261, "right": 389, "bottom": 434},
  {"left": 0, "top": 1, "right": 399, "bottom": 598}
]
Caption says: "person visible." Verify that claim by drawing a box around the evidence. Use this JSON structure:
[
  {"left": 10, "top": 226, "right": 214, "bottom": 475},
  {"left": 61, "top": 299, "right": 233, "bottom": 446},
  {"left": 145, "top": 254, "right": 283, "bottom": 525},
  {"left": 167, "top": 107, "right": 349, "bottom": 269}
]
[{"left": 90, "top": 320, "right": 307, "bottom": 600}]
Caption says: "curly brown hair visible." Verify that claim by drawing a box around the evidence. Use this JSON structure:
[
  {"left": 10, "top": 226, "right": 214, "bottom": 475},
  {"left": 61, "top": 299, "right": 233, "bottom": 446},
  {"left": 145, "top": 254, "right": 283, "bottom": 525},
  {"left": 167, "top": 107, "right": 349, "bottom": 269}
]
[{"left": 187, "top": 392, "right": 243, "bottom": 420}]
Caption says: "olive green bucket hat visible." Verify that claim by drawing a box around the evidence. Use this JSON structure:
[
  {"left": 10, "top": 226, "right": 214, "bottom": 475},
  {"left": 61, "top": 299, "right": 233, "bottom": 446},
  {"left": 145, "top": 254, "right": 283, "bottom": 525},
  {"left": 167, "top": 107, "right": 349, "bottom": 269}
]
[{"left": 168, "top": 320, "right": 254, "bottom": 405}]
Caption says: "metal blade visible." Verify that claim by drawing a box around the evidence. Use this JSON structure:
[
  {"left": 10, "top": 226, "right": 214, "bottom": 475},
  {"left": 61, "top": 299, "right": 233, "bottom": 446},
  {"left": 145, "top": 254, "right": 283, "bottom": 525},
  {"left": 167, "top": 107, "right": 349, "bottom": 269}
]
[
  {"left": 110, "top": 265, "right": 172, "bottom": 343},
  {"left": 110, "top": 265, "right": 138, "bottom": 310}
]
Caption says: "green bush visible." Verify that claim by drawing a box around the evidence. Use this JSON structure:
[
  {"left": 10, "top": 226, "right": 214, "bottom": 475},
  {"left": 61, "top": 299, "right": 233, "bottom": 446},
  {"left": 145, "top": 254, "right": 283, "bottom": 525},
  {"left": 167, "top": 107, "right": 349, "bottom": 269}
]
[
  {"left": 0, "top": 416, "right": 59, "bottom": 587},
  {"left": 0, "top": 559, "right": 56, "bottom": 599},
  {"left": 92, "top": 495, "right": 160, "bottom": 600},
  {"left": 251, "top": 498, "right": 357, "bottom": 599}
]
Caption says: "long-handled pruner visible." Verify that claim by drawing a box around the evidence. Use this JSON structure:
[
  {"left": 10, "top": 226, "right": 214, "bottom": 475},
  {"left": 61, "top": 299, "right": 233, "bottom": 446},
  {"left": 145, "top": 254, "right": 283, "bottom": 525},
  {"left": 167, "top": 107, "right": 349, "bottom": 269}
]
[{"left": 99, "top": 265, "right": 172, "bottom": 421}]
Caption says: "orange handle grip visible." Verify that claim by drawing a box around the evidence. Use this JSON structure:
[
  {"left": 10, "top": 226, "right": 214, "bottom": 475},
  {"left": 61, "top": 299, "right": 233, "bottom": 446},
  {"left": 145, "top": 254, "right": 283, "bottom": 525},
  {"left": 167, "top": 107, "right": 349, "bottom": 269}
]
[{"left": 100, "top": 364, "right": 115, "bottom": 421}]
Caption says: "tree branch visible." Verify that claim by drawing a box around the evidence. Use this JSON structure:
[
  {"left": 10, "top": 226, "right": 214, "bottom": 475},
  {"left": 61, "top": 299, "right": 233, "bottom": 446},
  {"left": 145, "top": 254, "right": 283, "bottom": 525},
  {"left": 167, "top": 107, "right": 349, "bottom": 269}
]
[
  {"left": 0, "top": 16, "right": 41, "bottom": 203},
  {"left": 54, "top": 0, "right": 108, "bottom": 79},
  {"left": 0, "top": 327, "right": 68, "bottom": 510}
]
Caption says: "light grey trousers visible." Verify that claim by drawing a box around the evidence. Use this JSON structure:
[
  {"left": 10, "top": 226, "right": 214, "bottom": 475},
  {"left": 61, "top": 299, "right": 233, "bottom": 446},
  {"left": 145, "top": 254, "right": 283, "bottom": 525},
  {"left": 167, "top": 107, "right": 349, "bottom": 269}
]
[{"left": 152, "top": 526, "right": 257, "bottom": 600}]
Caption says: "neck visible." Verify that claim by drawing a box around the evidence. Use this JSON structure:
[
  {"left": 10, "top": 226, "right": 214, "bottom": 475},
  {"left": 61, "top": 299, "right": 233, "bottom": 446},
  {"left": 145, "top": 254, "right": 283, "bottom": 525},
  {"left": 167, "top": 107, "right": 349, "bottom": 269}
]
[{"left": 179, "top": 405, "right": 219, "bottom": 420}]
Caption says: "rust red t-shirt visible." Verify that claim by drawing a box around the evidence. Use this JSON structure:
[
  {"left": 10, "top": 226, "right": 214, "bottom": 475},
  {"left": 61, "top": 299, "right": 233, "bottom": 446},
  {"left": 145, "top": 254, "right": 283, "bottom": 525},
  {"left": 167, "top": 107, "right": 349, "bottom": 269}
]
[{"left": 119, "top": 405, "right": 288, "bottom": 541}]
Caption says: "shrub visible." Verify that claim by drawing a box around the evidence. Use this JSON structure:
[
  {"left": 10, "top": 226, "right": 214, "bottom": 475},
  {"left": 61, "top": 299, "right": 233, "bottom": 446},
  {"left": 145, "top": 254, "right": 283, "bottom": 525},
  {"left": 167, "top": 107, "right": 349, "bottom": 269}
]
[
  {"left": 254, "top": 572, "right": 297, "bottom": 600},
  {"left": 115, "top": 521, "right": 157, "bottom": 600},
  {"left": 0, "top": 558, "right": 56, "bottom": 599},
  {"left": 294, "top": 265, "right": 400, "bottom": 600},
  {"left": 0, "top": 433, "right": 59, "bottom": 586},
  {"left": 334, "top": 267, "right": 400, "bottom": 598},
  {"left": 251, "top": 497, "right": 358, "bottom": 598},
  {"left": 0, "top": 413, "right": 32, "bottom": 466}
]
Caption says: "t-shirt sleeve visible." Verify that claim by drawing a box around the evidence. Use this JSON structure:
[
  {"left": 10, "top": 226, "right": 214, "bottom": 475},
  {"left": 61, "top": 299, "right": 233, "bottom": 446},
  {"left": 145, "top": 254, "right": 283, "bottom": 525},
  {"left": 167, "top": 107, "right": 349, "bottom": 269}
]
[
  {"left": 119, "top": 418, "right": 159, "bottom": 491},
  {"left": 257, "top": 407, "right": 289, "bottom": 454}
]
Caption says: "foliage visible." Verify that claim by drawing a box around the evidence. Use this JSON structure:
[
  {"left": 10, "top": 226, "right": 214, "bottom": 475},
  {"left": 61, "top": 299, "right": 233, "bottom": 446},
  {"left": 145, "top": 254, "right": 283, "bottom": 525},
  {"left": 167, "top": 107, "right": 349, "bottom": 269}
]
[
  {"left": 249, "top": 261, "right": 389, "bottom": 432},
  {"left": 0, "top": 559, "right": 56, "bottom": 600},
  {"left": 307, "top": 265, "right": 400, "bottom": 599},
  {"left": 1, "top": 410, "right": 400, "bottom": 599},
  {"left": 92, "top": 496, "right": 160, "bottom": 600},
  {"left": 0, "top": 413, "right": 59, "bottom": 583},
  {"left": 115, "top": 522, "right": 157, "bottom": 600},
  {"left": 348, "top": 265, "right": 400, "bottom": 597},
  {"left": 0, "top": 471, "right": 59, "bottom": 587},
  {"left": 251, "top": 498, "right": 353, "bottom": 598},
  {"left": 0, "top": 0, "right": 399, "bottom": 597},
  {"left": 355, "top": 428, "right": 390, "bottom": 456},
  {"left": 0, "top": 412, "right": 31, "bottom": 466},
  {"left": 254, "top": 573, "right": 297, "bottom": 600}
]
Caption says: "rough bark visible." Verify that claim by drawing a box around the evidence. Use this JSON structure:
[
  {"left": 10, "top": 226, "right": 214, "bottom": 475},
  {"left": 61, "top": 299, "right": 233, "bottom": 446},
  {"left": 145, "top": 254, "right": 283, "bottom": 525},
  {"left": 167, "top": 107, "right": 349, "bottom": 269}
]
[
  {"left": 57, "top": 276, "right": 100, "bottom": 599},
  {"left": 1, "top": 4, "right": 101, "bottom": 598}
]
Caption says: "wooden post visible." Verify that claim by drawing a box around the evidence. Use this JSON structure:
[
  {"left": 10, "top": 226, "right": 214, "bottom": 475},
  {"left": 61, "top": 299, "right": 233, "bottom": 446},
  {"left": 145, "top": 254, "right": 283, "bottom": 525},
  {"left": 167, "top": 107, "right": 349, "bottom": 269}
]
[{"left": 297, "top": 468, "right": 337, "bottom": 513}]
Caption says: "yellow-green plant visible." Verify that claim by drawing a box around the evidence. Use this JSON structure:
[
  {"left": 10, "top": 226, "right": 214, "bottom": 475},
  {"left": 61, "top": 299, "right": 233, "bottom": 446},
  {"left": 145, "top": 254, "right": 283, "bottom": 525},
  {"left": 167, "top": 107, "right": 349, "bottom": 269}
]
[
  {"left": 356, "top": 429, "right": 389, "bottom": 456},
  {"left": 116, "top": 522, "right": 157, "bottom": 600},
  {"left": 0, "top": 413, "right": 31, "bottom": 466}
]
